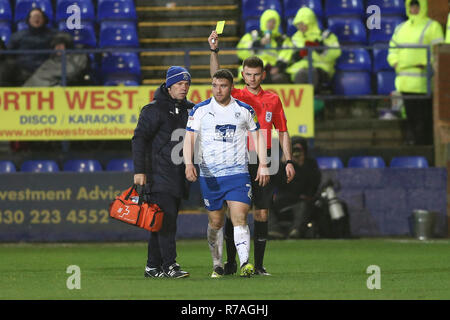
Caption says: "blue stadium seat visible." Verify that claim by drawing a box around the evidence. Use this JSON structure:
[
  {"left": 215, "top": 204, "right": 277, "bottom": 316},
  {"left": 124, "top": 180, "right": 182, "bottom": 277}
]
[
  {"left": 0, "top": 0, "right": 12, "bottom": 22},
  {"left": 97, "top": 0, "right": 137, "bottom": 22},
  {"left": 101, "top": 52, "right": 141, "bottom": 82},
  {"left": 336, "top": 48, "right": 371, "bottom": 71},
  {"left": 106, "top": 159, "right": 134, "bottom": 171},
  {"left": 0, "top": 21, "right": 11, "bottom": 44},
  {"left": 373, "top": 47, "right": 393, "bottom": 72},
  {"left": 63, "top": 159, "right": 102, "bottom": 172},
  {"left": 390, "top": 156, "right": 429, "bottom": 168},
  {"left": 244, "top": 18, "right": 260, "bottom": 33},
  {"left": 242, "top": 0, "right": 282, "bottom": 19},
  {"left": 325, "top": 0, "right": 364, "bottom": 17},
  {"left": 0, "top": 160, "right": 16, "bottom": 173},
  {"left": 333, "top": 71, "right": 372, "bottom": 95},
  {"left": 21, "top": 160, "right": 60, "bottom": 172},
  {"left": 327, "top": 17, "right": 367, "bottom": 44},
  {"left": 99, "top": 21, "right": 139, "bottom": 48},
  {"left": 58, "top": 20, "right": 96, "bottom": 48},
  {"left": 376, "top": 70, "right": 396, "bottom": 95},
  {"left": 348, "top": 156, "right": 386, "bottom": 168},
  {"left": 316, "top": 157, "right": 344, "bottom": 169},
  {"left": 369, "top": 16, "right": 404, "bottom": 44},
  {"left": 103, "top": 78, "right": 139, "bottom": 86},
  {"left": 56, "top": 0, "right": 95, "bottom": 23},
  {"left": 16, "top": 20, "right": 29, "bottom": 31},
  {"left": 366, "top": 0, "right": 405, "bottom": 16},
  {"left": 283, "top": 0, "right": 323, "bottom": 19},
  {"left": 286, "top": 15, "right": 324, "bottom": 37},
  {"left": 14, "top": 0, "right": 54, "bottom": 24}
]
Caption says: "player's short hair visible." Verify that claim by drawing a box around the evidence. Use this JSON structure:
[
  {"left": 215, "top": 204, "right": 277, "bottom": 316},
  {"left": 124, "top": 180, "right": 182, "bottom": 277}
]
[
  {"left": 242, "top": 56, "right": 264, "bottom": 70},
  {"left": 213, "top": 69, "right": 234, "bottom": 85}
]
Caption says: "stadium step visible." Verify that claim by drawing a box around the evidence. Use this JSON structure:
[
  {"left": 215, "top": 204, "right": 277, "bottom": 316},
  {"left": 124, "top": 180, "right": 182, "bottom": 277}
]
[
  {"left": 139, "top": 36, "right": 239, "bottom": 49},
  {"left": 136, "top": 3, "right": 239, "bottom": 19},
  {"left": 314, "top": 119, "right": 407, "bottom": 149},
  {"left": 139, "top": 49, "right": 240, "bottom": 81},
  {"left": 143, "top": 78, "right": 218, "bottom": 85},
  {"left": 140, "top": 50, "right": 239, "bottom": 66},
  {"left": 142, "top": 66, "right": 239, "bottom": 85},
  {"left": 136, "top": 0, "right": 238, "bottom": 5},
  {"left": 136, "top": 0, "right": 241, "bottom": 84},
  {"left": 138, "top": 20, "right": 238, "bottom": 39}
]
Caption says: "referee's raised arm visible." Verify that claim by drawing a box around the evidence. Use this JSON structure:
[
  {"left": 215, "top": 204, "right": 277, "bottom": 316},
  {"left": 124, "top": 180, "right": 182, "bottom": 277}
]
[{"left": 208, "top": 31, "right": 220, "bottom": 78}]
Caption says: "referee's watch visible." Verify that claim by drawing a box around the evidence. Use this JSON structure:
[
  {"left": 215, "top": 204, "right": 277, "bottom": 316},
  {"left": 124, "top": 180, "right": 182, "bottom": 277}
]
[
  {"left": 286, "top": 160, "right": 294, "bottom": 165},
  {"left": 210, "top": 47, "right": 220, "bottom": 53}
]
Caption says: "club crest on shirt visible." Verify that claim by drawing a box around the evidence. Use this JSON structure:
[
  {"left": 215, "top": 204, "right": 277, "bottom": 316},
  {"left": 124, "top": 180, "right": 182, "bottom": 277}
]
[
  {"left": 265, "top": 111, "right": 272, "bottom": 123},
  {"left": 235, "top": 112, "right": 241, "bottom": 118}
]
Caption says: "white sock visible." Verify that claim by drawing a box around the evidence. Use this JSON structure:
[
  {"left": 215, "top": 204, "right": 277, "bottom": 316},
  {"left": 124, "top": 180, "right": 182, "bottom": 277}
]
[
  {"left": 207, "top": 224, "right": 223, "bottom": 268},
  {"left": 234, "top": 225, "right": 250, "bottom": 268}
]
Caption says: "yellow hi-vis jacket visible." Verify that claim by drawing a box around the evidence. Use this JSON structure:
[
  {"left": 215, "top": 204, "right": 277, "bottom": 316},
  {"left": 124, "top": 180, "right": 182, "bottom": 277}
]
[
  {"left": 446, "top": 13, "right": 450, "bottom": 43},
  {"left": 236, "top": 9, "right": 286, "bottom": 80},
  {"left": 278, "top": 7, "right": 341, "bottom": 82},
  {"left": 387, "top": 0, "right": 444, "bottom": 93}
]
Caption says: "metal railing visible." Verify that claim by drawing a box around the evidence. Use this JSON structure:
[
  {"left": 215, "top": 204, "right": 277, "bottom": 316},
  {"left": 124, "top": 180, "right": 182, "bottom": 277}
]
[{"left": 0, "top": 44, "right": 433, "bottom": 100}]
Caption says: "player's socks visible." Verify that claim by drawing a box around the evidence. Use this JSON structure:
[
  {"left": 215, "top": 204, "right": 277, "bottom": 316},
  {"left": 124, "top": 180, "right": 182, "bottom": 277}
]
[
  {"left": 254, "top": 220, "right": 268, "bottom": 269},
  {"left": 234, "top": 225, "right": 250, "bottom": 268},
  {"left": 224, "top": 217, "right": 237, "bottom": 264},
  {"left": 207, "top": 224, "right": 223, "bottom": 268}
]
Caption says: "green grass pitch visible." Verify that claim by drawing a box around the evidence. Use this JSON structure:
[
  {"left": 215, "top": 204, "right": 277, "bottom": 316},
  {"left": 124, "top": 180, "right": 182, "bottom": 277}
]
[{"left": 1, "top": 238, "right": 450, "bottom": 300}]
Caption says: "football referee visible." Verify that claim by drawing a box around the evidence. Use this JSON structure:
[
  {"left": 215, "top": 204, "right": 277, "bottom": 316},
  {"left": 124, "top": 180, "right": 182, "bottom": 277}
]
[{"left": 208, "top": 31, "right": 296, "bottom": 276}]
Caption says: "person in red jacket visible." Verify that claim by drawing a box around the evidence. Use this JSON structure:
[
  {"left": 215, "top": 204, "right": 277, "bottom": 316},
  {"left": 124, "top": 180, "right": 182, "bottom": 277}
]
[{"left": 208, "top": 31, "right": 296, "bottom": 276}]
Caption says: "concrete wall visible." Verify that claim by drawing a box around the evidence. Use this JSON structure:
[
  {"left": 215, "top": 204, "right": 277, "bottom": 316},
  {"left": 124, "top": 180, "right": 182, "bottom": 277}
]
[
  {"left": 0, "top": 168, "right": 446, "bottom": 241},
  {"left": 321, "top": 168, "right": 448, "bottom": 238}
]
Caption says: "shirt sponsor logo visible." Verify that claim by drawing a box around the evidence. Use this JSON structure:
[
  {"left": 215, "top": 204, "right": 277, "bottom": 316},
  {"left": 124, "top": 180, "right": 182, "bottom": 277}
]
[{"left": 214, "top": 124, "right": 236, "bottom": 142}]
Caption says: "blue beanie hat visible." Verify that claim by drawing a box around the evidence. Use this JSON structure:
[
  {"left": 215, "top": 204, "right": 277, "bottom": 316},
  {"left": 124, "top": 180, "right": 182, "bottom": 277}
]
[{"left": 166, "top": 66, "right": 191, "bottom": 88}]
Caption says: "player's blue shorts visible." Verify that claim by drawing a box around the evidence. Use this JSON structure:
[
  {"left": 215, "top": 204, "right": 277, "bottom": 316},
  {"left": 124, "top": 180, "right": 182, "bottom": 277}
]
[{"left": 199, "top": 173, "right": 252, "bottom": 211}]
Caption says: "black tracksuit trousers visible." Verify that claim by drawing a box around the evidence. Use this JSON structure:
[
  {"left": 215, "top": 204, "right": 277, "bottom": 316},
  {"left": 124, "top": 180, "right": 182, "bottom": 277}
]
[{"left": 146, "top": 192, "right": 181, "bottom": 271}]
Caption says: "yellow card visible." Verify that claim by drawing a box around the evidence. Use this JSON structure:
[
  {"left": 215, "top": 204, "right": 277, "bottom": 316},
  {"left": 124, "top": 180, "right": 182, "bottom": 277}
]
[{"left": 215, "top": 21, "right": 225, "bottom": 34}]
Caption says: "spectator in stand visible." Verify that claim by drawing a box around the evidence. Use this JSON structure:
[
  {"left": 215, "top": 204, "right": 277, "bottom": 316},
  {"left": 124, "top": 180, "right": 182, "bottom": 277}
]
[
  {"left": 236, "top": 9, "right": 289, "bottom": 83},
  {"left": 277, "top": 7, "right": 341, "bottom": 92},
  {"left": 0, "top": 39, "right": 14, "bottom": 86},
  {"left": 7, "top": 8, "right": 57, "bottom": 85},
  {"left": 269, "top": 136, "right": 321, "bottom": 239},
  {"left": 446, "top": 12, "right": 450, "bottom": 43},
  {"left": 388, "top": 0, "right": 444, "bottom": 145},
  {"left": 24, "top": 32, "right": 89, "bottom": 87}
]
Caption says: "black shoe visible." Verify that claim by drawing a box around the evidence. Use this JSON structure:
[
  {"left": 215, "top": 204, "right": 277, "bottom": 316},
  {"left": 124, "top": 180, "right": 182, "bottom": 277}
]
[
  {"left": 144, "top": 266, "right": 165, "bottom": 278},
  {"left": 211, "top": 266, "right": 224, "bottom": 278},
  {"left": 164, "top": 263, "right": 190, "bottom": 278},
  {"left": 254, "top": 266, "right": 271, "bottom": 276},
  {"left": 224, "top": 261, "right": 237, "bottom": 275}
]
